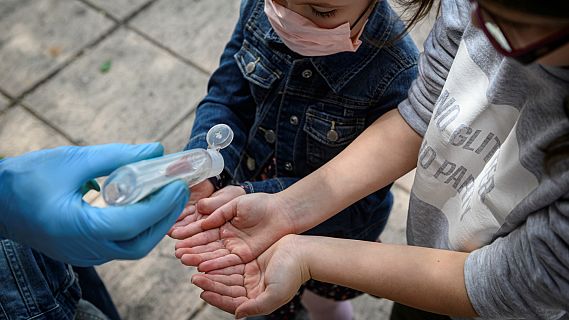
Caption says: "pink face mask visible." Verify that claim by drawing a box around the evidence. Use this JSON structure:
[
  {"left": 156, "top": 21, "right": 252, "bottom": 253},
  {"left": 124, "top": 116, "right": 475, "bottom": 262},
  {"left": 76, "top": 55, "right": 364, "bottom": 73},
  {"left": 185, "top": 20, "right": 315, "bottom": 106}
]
[{"left": 264, "top": 0, "right": 374, "bottom": 57}]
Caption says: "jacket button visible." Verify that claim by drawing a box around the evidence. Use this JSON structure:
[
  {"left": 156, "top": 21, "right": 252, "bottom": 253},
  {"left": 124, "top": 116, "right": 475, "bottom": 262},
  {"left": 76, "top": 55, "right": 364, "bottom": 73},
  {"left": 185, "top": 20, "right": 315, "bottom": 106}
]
[
  {"left": 284, "top": 162, "right": 293, "bottom": 171},
  {"left": 302, "top": 69, "right": 313, "bottom": 79},
  {"left": 264, "top": 130, "right": 276, "bottom": 144},
  {"left": 246, "top": 61, "right": 257, "bottom": 74},
  {"left": 246, "top": 156, "right": 256, "bottom": 171},
  {"left": 289, "top": 115, "right": 299, "bottom": 125}
]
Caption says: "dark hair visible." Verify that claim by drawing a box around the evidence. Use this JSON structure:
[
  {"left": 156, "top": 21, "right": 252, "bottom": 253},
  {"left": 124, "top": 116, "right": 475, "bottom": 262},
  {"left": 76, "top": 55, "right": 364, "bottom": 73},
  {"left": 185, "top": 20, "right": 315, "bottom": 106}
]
[
  {"left": 391, "top": 0, "right": 569, "bottom": 41},
  {"left": 544, "top": 97, "right": 569, "bottom": 174},
  {"left": 392, "top": 0, "right": 440, "bottom": 41}
]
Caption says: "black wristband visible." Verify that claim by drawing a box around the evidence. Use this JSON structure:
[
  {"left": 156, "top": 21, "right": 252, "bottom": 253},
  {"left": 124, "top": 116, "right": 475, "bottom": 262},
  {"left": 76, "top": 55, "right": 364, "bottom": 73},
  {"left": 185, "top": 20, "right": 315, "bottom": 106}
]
[{"left": 208, "top": 170, "right": 231, "bottom": 191}]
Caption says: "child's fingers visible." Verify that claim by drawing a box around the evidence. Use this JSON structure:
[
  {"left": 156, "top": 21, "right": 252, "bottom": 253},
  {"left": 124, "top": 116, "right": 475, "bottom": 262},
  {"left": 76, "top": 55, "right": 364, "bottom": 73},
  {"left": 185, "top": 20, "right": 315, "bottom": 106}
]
[
  {"left": 192, "top": 273, "right": 246, "bottom": 288},
  {"left": 199, "top": 291, "right": 247, "bottom": 315},
  {"left": 175, "top": 241, "right": 224, "bottom": 258},
  {"left": 197, "top": 187, "right": 245, "bottom": 215},
  {"left": 180, "top": 248, "right": 230, "bottom": 267},
  {"left": 199, "top": 273, "right": 244, "bottom": 286},
  {"left": 172, "top": 209, "right": 198, "bottom": 228},
  {"left": 192, "top": 274, "right": 245, "bottom": 297},
  {"left": 176, "top": 204, "right": 196, "bottom": 222},
  {"left": 174, "top": 228, "right": 220, "bottom": 248},
  {"left": 198, "top": 253, "right": 244, "bottom": 273},
  {"left": 170, "top": 219, "right": 205, "bottom": 239},
  {"left": 201, "top": 199, "right": 240, "bottom": 230},
  {"left": 207, "top": 264, "right": 246, "bottom": 276}
]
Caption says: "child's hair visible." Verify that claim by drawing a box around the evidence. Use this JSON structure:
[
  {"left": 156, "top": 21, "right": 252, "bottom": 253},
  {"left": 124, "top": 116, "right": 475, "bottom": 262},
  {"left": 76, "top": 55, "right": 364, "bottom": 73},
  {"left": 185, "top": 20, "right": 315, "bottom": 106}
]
[{"left": 393, "top": 0, "right": 569, "bottom": 41}]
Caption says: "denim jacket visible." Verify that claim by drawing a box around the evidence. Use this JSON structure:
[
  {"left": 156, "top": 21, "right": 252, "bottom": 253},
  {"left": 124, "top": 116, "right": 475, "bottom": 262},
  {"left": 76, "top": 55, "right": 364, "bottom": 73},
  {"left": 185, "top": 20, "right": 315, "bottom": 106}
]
[{"left": 187, "top": 0, "right": 418, "bottom": 238}]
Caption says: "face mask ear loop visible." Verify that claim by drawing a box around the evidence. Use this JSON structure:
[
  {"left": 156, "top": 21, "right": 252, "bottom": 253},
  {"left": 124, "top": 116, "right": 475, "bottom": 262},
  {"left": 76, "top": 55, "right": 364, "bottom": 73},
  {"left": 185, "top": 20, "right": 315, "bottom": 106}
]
[{"left": 351, "top": 0, "right": 379, "bottom": 30}]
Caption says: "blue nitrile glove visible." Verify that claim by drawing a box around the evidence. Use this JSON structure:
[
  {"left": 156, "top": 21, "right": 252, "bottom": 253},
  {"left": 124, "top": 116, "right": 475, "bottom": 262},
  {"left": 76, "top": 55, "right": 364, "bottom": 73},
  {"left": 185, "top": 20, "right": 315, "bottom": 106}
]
[{"left": 0, "top": 144, "right": 189, "bottom": 266}]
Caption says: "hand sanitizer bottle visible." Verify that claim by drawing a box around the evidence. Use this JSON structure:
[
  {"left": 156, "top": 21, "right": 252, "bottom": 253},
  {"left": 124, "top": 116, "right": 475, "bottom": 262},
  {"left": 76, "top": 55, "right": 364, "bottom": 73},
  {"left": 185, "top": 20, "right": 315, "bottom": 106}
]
[{"left": 102, "top": 124, "right": 233, "bottom": 206}]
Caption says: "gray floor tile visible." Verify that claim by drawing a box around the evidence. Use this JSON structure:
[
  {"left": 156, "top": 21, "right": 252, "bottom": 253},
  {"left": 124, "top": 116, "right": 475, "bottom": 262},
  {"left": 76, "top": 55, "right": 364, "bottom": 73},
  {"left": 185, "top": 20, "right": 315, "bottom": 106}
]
[
  {"left": 96, "top": 237, "right": 204, "bottom": 320},
  {"left": 87, "top": 0, "right": 151, "bottom": 20},
  {"left": 353, "top": 295, "right": 393, "bottom": 320},
  {"left": 161, "top": 112, "right": 195, "bottom": 154},
  {"left": 0, "top": 0, "right": 114, "bottom": 97},
  {"left": 130, "top": 0, "right": 241, "bottom": 74},
  {"left": 0, "top": 94, "right": 9, "bottom": 112},
  {"left": 25, "top": 28, "right": 209, "bottom": 146},
  {"left": 194, "top": 304, "right": 234, "bottom": 320},
  {"left": 0, "top": 105, "right": 72, "bottom": 157},
  {"left": 394, "top": 169, "right": 415, "bottom": 193},
  {"left": 379, "top": 185, "right": 409, "bottom": 245}
]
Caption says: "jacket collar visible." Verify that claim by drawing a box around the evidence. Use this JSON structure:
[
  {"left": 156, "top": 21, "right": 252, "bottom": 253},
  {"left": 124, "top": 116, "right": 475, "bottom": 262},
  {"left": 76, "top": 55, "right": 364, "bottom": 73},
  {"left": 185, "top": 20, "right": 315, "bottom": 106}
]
[{"left": 263, "top": 0, "right": 398, "bottom": 93}]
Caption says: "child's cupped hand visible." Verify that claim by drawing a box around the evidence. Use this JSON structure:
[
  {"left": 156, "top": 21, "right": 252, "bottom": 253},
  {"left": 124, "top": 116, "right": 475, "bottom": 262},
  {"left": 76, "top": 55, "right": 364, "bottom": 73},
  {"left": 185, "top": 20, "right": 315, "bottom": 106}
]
[
  {"left": 173, "top": 192, "right": 297, "bottom": 273},
  {"left": 190, "top": 234, "right": 309, "bottom": 318}
]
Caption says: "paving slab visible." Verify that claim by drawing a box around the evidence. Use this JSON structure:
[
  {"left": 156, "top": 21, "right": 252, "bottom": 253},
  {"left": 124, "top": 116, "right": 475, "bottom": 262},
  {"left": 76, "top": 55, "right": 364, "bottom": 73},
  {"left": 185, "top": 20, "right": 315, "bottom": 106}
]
[
  {"left": 353, "top": 295, "right": 393, "bottom": 320},
  {"left": 96, "top": 238, "right": 203, "bottom": 319},
  {"left": 0, "top": 0, "right": 114, "bottom": 97},
  {"left": 0, "top": 105, "right": 72, "bottom": 157},
  {"left": 90, "top": 195, "right": 204, "bottom": 319},
  {"left": 87, "top": 0, "right": 152, "bottom": 20},
  {"left": 380, "top": 184, "right": 409, "bottom": 245},
  {"left": 25, "top": 28, "right": 208, "bottom": 146},
  {"left": 130, "top": 0, "right": 241, "bottom": 74},
  {"left": 161, "top": 112, "right": 196, "bottom": 154},
  {"left": 0, "top": 94, "right": 9, "bottom": 112},
  {"left": 194, "top": 304, "right": 234, "bottom": 320},
  {"left": 394, "top": 169, "right": 415, "bottom": 193}
]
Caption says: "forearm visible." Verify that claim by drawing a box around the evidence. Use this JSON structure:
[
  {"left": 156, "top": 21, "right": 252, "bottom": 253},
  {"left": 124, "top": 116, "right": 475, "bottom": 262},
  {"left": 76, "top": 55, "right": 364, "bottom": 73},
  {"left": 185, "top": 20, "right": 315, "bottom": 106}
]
[
  {"left": 299, "top": 235, "right": 477, "bottom": 317},
  {"left": 279, "top": 109, "right": 422, "bottom": 233}
]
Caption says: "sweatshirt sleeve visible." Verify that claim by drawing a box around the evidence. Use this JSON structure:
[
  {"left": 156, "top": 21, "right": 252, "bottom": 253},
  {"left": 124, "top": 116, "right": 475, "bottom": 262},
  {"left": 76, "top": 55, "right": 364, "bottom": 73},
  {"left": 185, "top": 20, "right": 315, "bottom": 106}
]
[
  {"left": 397, "top": 0, "right": 470, "bottom": 137},
  {"left": 464, "top": 193, "right": 569, "bottom": 319}
]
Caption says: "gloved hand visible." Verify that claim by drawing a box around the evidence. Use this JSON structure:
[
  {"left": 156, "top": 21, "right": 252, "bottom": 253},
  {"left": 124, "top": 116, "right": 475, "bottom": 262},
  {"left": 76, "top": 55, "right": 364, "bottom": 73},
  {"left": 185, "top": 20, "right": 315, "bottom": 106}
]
[{"left": 0, "top": 143, "right": 189, "bottom": 266}]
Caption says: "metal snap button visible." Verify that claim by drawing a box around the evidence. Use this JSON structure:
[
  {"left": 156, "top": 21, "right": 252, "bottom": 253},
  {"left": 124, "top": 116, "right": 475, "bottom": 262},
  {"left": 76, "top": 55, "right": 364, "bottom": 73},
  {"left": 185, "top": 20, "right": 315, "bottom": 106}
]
[
  {"left": 284, "top": 162, "right": 293, "bottom": 171},
  {"left": 327, "top": 130, "right": 339, "bottom": 142},
  {"left": 246, "top": 156, "right": 256, "bottom": 171},
  {"left": 264, "top": 130, "right": 276, "bottom": 144},
  {"left": 302, "top": 69, "right": 313, "bottom": 79},
  {"left": 327, "top": 121, "right": 339, "bottom": 142},
  {"left": 289, "top": 115, "right": 299, "bottom": 126},
  {"left": 246, "top": 61, "right": 256, "bottom": 74}
]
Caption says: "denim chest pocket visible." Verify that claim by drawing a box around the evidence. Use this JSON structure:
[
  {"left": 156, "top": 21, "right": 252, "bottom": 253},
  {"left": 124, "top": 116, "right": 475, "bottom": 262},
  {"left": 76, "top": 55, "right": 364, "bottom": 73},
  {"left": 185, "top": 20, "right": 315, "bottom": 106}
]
[
  {"left": 303, "top": 107, "right": 365, "bottom": 168},
  {"left": 234, "top": 40, "right": 281, "bottom": 90}
]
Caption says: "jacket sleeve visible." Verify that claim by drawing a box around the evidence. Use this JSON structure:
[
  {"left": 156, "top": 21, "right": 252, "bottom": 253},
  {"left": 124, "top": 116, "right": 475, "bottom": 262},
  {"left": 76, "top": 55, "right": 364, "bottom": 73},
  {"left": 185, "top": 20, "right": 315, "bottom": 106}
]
[
  {"left": 397, "top": 0, "right": 470, "bottom": 137},
  {"left": 464, "top": 193, "right": 569, "bottom": 319},
  {"left": 241, "top": 177, "right": 300, "bottom": 194},
  {"left": 185, "top": 0, "right": 257, "bottom": 178}
]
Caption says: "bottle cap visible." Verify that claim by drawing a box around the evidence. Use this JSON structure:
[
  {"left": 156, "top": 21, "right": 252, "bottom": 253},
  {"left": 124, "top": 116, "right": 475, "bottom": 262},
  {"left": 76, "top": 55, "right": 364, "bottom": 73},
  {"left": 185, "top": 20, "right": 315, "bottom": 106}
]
[{"left": 206, "top": 124, "right": 234, "bottom": 151}]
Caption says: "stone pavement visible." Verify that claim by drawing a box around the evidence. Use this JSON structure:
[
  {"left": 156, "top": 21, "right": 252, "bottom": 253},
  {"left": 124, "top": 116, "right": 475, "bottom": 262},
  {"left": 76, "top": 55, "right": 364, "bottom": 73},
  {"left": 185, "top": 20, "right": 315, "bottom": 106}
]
[{"left": 0, "top": 0, "right": 434, "bottom": 319}]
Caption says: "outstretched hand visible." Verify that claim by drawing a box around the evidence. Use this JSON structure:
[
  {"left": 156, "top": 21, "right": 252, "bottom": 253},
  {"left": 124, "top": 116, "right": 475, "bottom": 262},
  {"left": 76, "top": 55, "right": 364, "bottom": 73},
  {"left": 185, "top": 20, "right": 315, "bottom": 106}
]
[
  {"left": 173, "top": 192, "right": 296, "bottom": 272},
  {"left": 191, "top": 235, "right": 310, "bottom": 318}
]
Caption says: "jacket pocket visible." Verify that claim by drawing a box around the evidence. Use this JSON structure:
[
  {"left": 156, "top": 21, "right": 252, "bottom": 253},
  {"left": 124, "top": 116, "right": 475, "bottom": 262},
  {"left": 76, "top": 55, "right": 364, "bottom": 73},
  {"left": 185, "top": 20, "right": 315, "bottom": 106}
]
[
  {"left": 234, "top": 40, "right": 280, "bottom": 89},
  {"left": 303, "top": 106, "right": 365, "bottom": 167}
]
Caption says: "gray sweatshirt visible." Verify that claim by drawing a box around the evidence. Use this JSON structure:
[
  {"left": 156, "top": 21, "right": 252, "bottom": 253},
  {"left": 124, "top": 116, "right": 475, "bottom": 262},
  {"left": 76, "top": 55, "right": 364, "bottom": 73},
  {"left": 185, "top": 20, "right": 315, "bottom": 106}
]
[{"left": 397, "top": 0, "right": 569, "bottom": 319}]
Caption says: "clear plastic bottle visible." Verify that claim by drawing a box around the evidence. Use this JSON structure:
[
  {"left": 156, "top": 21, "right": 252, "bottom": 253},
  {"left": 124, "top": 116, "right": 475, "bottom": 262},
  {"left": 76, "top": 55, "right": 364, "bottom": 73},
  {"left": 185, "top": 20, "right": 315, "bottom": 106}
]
[{"left": 102, "top": 124, "right": 233, "bottom": 206}]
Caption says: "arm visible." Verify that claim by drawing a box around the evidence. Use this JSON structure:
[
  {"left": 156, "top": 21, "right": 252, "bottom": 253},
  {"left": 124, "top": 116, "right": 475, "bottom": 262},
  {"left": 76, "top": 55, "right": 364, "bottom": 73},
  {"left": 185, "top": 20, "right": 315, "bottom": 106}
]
[
  {"left": 280, "top": 109, "right": 421, "bottom": 234},
  {"left": 301, "top": 237, "right": 476, "bottom": 316},
  {"left": 192, "top": 235, "right": 477, "bottom": 318}
]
